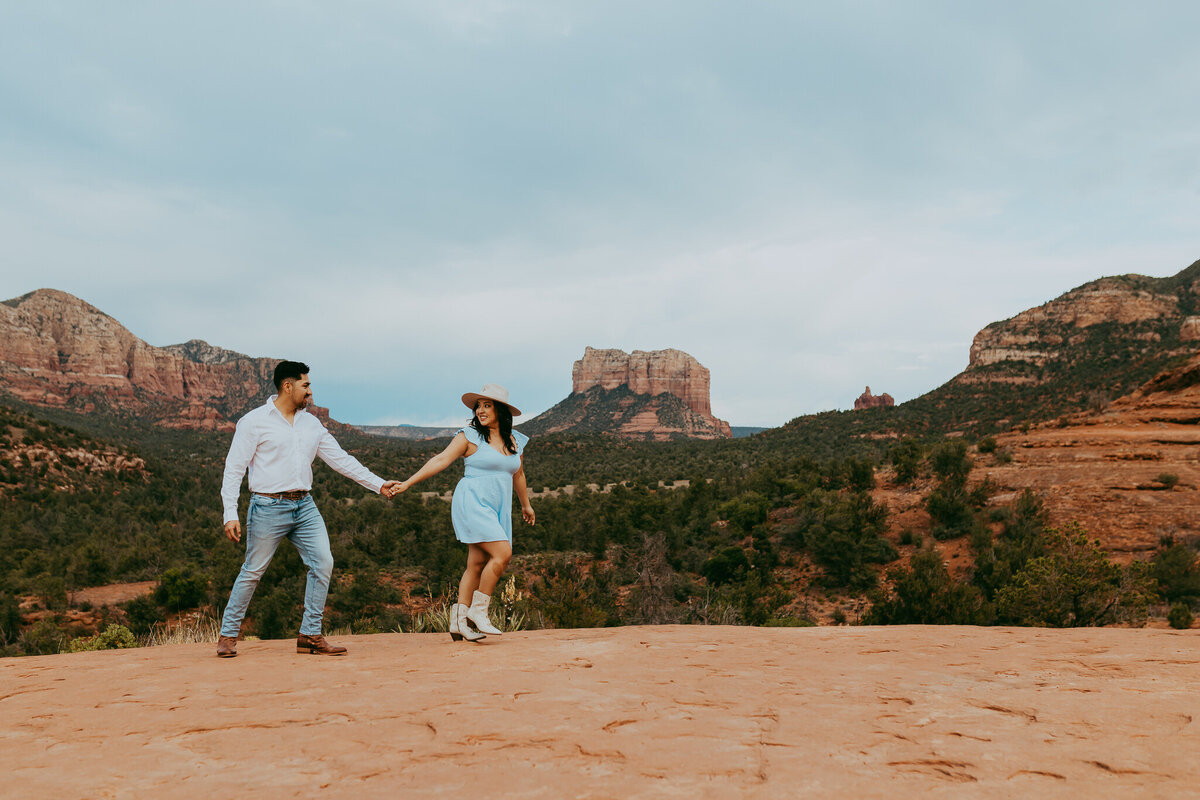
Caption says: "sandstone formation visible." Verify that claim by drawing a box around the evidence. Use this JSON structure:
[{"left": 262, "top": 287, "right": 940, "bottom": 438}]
[
  {"left": 975, "top": 353, "right": 1200, "bottom": 557},
  {"left": 573, "top": 347, "right": 717, "bottom": 419},
  {"left": 877, "top": 353, "right": 1200, "bottom": 560},
  {"left": 524, "top": 347, "right": 731, "bottom": 439},
  {"left": 4, "top": 625, "right": 1197, "bottom": 798},
  {"left": 0, "top": 289, "right": 279, "bottom": 431},
  {"left": 853, "top": 386, "right": 894, "bottom": 410},
  {"left": 965, "top": 273, "right": 1194, "bottom": 374}
]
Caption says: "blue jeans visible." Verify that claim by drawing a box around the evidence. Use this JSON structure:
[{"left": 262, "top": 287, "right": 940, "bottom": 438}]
[{"left": 220, "top": 494, "right": 334, "bottom": 638}]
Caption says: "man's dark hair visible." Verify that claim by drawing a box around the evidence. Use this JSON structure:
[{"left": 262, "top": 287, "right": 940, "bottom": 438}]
[{"left": 273, "top": 361, "right": 310, "bottom": 390}]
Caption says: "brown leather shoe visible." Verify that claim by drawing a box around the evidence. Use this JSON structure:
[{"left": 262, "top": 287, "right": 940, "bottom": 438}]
[
  {"left": 216, "top": 636, "right": 238, "bottom": 658},
  {"left": 296, "top": 633, "right": 347, "bottom": 656}
]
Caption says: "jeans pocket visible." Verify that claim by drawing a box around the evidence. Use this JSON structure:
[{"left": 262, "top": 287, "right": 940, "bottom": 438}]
[{"left": 252, "top": 495, "right": 281, "bottom": 507}]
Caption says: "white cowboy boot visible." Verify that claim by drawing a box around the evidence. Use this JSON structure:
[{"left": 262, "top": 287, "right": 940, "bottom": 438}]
[
  {"left": 466, "top": 590, "right": 503, "bottom": 635},
  {"left": 449, "top": 603, "right": 485, "bottom": 642}
]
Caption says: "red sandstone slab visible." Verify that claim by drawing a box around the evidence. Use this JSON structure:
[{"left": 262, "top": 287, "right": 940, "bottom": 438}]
[{"left": 2, "top": 625, "right": 1197, "bottom": 799}]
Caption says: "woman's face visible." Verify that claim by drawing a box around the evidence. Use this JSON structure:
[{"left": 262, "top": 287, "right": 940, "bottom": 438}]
[{"left": 475, "top": 399, "right": 497, "bottom": 426}]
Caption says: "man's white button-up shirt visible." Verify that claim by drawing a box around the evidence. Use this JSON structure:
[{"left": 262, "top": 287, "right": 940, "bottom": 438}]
[{"left": 221, "top": 396, "right": 385, "bottom": 524}]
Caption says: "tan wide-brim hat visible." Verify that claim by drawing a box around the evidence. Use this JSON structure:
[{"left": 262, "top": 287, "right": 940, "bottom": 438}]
[{"left": 461, "top": 383, "right": 521, "bottom": 417}]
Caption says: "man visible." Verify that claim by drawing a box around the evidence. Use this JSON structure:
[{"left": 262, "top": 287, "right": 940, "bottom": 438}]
[{"left": 217, "top": 360, "right": 400, "bottom": 658}]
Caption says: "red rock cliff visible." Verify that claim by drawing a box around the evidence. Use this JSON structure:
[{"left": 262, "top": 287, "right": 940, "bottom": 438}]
[
  {"left": 573, "top": 347, "right": 716, "bottom": 416},
  {"left": 853, "top": 386, "right": 894, "bottom": 410},
  {"left": 567, "top": 347, "right": 731, "bottom": 437},
  {"left": 0, "top": 289, "right": 277, "bottom": 430}
]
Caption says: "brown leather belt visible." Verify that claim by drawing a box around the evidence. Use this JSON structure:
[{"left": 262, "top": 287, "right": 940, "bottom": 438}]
[{"left": 254, "top": 490, "right": 310, "bottom": 500}]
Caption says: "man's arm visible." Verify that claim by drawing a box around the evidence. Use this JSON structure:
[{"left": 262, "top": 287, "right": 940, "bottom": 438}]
[
  {"left": 221, "top": 416, "right": 257, "bottom": 541},
  {"left": 315, "top": 429, "right": 388, "bottom": 494}
]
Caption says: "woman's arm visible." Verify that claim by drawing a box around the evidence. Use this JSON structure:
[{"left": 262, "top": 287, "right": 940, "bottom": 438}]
[
  {"left": 513, "top": 455, "right": 535, "bottom": 525},
  {"left": 397, "top": 433, "right": 469, "bottom": 493}
]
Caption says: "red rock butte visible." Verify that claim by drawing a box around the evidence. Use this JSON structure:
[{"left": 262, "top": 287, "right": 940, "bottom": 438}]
[
  {"left": 4, "top": 625, "right": 1198, "bottom": 798},
  {"left": 571, "top": 346, "right": 731, "bottom": 437},
  {"left": 854, "top": 386, "right": 894, "bottom": 410}
]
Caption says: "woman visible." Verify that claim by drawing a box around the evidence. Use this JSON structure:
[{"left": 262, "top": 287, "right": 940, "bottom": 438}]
[{"left": 396, "top": 384, "right": 534, "bottom": 642}]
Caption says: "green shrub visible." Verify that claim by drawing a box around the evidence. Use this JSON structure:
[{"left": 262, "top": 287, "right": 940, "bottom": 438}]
[
  {"left": 35, "top": 573, "right": 68, "bottom": 611},
  {"left": 701, "top": 546, "right": 750, "bottom": 587},
  {"left": 533, "top": 558, "right": 618, "bottom": 628},
  {"left": 889, "top": 439, "right": 924, "bottom": 484},
  {"left": 1156, "top": 473, "right": 1180, "bottom": 490},
  {"left": 995, "top": 523, "right": 1152, "bottom": 627},
  {"left": 19, "top": 618, "right": 67, "bottom": 655},
  {"left": 798, "top": 491, "right": 897, "bottom": 590},
  {"left": 1168, "top": 602, "right": 1193, "bottom": 630},
  {"left": 0, "top": 592, "right": 21, "bottom": 647},
  {"left": 930, "top": 440, "right": 972, "bottom": 482},
  {"left": 153, "top": 566, "right": 209, "bottom": 612},
  {"left": 1152, "top": 544, "right": 1200, "bottom": 602},
  {"left": 121, "top": 594, "right": 167, "bottom": 637},
  {"left": 977, "top": 436, "right": 998, "bottom": 454},
  {"left": 68, "top": 624, "right": 137, "bottom": 652},
  {"left": 927, "top": 484, "right": 979, "bottom": 540},
  {"left": 864, "top": 547, "right": 990, "bottom": 625},
  {"left": 763, "top": 616, "right": 816, "bottom": 627},
  {"left": 716, "top": 492, "right": 770, "bottom": 533},
  {"left": 971, "top": 489, "right": 1048, "bottom": 601}
]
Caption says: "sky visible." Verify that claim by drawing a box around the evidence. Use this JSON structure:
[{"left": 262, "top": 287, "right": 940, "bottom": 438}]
[{"left": 2, "top": 2, "right": 1199, "bottom": 427}]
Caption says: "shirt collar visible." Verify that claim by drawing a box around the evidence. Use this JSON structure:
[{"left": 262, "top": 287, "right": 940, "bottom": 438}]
[{"left": 266, "top": 395, "right": 313, "bottom": 421}]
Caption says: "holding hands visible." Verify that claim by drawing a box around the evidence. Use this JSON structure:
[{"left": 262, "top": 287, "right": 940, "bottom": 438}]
[{"left": 381, "top": 480, "right": 406, "bottom": 499}]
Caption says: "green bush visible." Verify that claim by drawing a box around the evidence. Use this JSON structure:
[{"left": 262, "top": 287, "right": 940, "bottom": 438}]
[
  {"left": 35, "top": 573, "right": 68, "bottom": 611},
  {"left": 67, "top": 624, "right": 137, "bottom": 652},
  {"left": 700, "top": 546, "right": 750, "bottom": 587},
  {"left": 1168, "top": 602, "right": 1193, "bottom": 630},
  {"left": 800, "top": 491, "right": 897, "bottom": 589},
  {"left": 1152, "top": 544, "right": 1200, "bottom": 602},
  {"left": 971, "top": 489, "right": 1048, "bottom": 601},
  {"left": 977, "top": 436, "right": 998, "bottom": 454},
  {"left": 0, "top": 593, "right": 21, "bottom": 647},
  {"left": 1156, "top": 473, "right": 1180, "bottom": 490},
  {"left": 153, "top": 566, "right": 209, "bottom": 612},
  {"left": 716, "top": 492, "right": 770, "bottom": 533},
  {"left": 864, "top": 547, "right": 990, "bottom": 625},
  {"left": 121, "top": 594, "right": 167, "bottom": 637},
  {"left": 889, "top": 439, "right": 924, "bottom": 484},
  {"left": 930, "top": 440, "right": 972, "bottom": 482},
  {"left": 19, "top": 618, "right": 67, "bottom": 655},
  {"left": 533, "top": 558, "right": 618, "bottom": 629},
  {"left": 995, "top": 523, "right": 1152, "bottom": 627}
]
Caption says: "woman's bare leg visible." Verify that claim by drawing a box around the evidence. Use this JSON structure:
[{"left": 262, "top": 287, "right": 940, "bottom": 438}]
[
  {"left": 476, "top": 539, "right": 513, "bottom": 597},
  {"left": 458, "top": 544, "right": 489, "bottom": 606}
]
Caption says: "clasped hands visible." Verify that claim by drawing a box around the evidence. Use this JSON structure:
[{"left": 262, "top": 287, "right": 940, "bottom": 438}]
[{"left": 381, "top": 480, "right": 407, "bottom": 499}]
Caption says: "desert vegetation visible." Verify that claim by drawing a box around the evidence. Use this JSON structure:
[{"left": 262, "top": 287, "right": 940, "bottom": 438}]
[{"left": 1, "top": 388, "right": 1196, "bottom": 657}]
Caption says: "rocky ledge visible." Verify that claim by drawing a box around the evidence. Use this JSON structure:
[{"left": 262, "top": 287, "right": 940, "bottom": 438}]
[{"left": 4, "top": 625, "right": 1197, "bottom": 798}]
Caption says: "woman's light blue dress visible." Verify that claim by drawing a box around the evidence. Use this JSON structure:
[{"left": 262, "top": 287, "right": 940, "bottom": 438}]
[{"left": 451, "top": 427, "right": 529, "bottom": 544}]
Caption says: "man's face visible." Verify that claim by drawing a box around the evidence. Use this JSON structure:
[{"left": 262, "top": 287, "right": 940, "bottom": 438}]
[{"left": 283, "top": 375, "right": 313, "bottom": 408}]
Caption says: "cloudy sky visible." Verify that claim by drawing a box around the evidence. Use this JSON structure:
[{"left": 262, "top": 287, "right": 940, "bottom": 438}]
[{"left": 2, "top": 3, "right": 1198, "bottom": 427}]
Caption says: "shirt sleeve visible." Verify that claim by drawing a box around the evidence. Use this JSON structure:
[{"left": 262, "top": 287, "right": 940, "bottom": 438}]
[
  {"left": 221, "top": 415, "right": 258, "bottom": 525},
  {"left": 513, "top": 430, "right": 530, "bottom": 455},
  {"left": 315, "top": 429, "right": 386, "bottom": 493}
]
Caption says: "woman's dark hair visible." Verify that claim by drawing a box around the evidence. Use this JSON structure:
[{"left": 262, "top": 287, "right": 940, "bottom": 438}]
[{"left": 470, "top": 401, "right": 517, "bottom": 454}]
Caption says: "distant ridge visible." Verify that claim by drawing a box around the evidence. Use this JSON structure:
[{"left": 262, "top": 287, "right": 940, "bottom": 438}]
[
  {"left": 770, "top": 257, "right": 1200, "bottom": 442},
  {"left": 355, "top": 424, "right": 459, "bottom": 441},
  {"left": 0, "top": 288, "right": 302, "bottom": 431}
]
